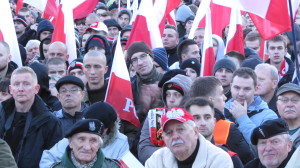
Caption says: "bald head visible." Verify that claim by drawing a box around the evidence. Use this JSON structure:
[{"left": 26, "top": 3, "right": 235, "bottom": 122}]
[
  {"left": 47, "top": 41, "right": 69, "bottom": 61},
  {"left": 83, "top": 50, "right": 107, "bottom": 65},
  {"left": 0, "top": 41, "right": 11, "bottom": 71}
]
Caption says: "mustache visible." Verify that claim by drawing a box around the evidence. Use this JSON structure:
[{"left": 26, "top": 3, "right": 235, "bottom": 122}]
[
  {"left": 171, "top": 139, "right": 184, "bottom": 146},
  {"left": 284, "top": 108, "right": 296, "bottom": 112}
]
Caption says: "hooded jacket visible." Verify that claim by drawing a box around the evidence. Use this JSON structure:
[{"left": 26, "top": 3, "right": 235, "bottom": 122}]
[
  {"left": 138, "top": 74, "right": 192, "bottom": 164},
  {"left": 29, "top": 62, "right": 62, "bottom": 111},
  {"left": 39, "top": 35, "right": 52, "bottom": 60},
  {"left": 37, "top": 19, "right": 54, "bottom": 41}
]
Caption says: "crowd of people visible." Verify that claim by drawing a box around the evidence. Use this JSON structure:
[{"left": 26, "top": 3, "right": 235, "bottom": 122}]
[{"left": 1, "top": 0, "right": 300, "bottom": 167}]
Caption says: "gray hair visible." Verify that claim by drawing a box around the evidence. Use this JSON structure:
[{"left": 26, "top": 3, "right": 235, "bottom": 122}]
[
  {"left": 255, "top": 63, "right": 279, "bottom": 81},
  {"left": 25, "top": 40, "right": 40, "bottom": 50}
]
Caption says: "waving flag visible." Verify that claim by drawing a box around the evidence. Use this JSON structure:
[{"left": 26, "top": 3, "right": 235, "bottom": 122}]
[
  {"left": 125, "top": 0, "right": 163, "bottom": 49},
  {"left": 226, "top": 8, "right": 244, "bottom": 55},
  {"left": 201, "top": 8, "right": 215, "bottom": 76},
  {"left": 0, "top": 0, "right": 22, "bottom": 67},
  {"left": 106, "top": 35, "right": 140, "bottom": 128}
]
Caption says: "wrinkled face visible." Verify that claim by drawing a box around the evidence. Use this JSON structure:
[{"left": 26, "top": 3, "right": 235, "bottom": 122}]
[
  {"left": 162, "top": 28, "right": 179, "bottom": 49},
  {"left": 231, "top": 76, "right": 255, "bottom": 105},
  {"left": 14, "top": 21, "right": 26, "bottom": 34},
  {"left": 163, "top": 120, "right": 198, "bottom": 160},
  {"left": 184, "top": 68, "right": 198, "bottom": 81},
  {"left": 211, "top": 85, "right": 227, "bottom": 112},
  {"left": 107, "top": 26, "right": 119, "bottom": 39},
  {"left": 40, "top": 31, "right": 52, "bottom": 41},
  {"left": 0, "top": 44, "right": 11, "bottom": 71},
  {"left": 189, "top": 105, "right": 215, "bottom": 139},
  {"left": 57, "top": 84, "right": 84, "bottom": 110},
  {"left": 277, "top": 92, "right": 300, "bottom": 121},
  {"left": 26, "top": 44, "right": 40, "bottom": 60},
  {"left": 268, "top": 41, "right": 287, "bottom": 65},
  {"left": 254, "top": 68, "right": 277, "bottom": 96},
  {"left": 131, "top": 52, "right": 154, "bottom": 77},
  {"left": 69, "top": 133, "right": 101, "bottom": 164},
  {"left": 9, "top": 73, "right": 39, "bottom": 104},
  {"left": 83, "top": 56, "right": 108, "bottom": 85},
  {"left": 118, "top": 14, "right": 130, "bottom": 28},
  {"left": 166, "top": 90, "right": 183, "bottom": 108},
  {"left": 257, "top": 134, "right": 292, "bottom": 168},
  {"left": 193, "top": 29, "right": 205, "bottom": 48},
  {"left": 182, "top": 44, "right": 200, "bottom": 62},
  {"left": 48, "top": 64, "right": 67, "bottom": 77},
  {"left": 69, "top": 69, "right": 87, "bottom": 84},
  {"left": 245, "top": 39, "right": 260, "bottom": 53},
  {"left": 215, "top": 68, "right": 233, "bottom": 88}
]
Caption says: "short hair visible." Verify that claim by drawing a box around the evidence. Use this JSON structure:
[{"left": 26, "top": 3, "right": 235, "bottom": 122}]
[
  {"left": 245, "top": 31, "right": 262, "bottom": 43},
  {"left": 225, "top": 51, "right": 245, "bottom": 63},
  {"left": 232, "top": 67, "right": 257, "bottom": 87},
  {"left": 74, "top": 18, "right": 86, "bottom": 25},
  {"left": 84, "top": 50, "right": 107, "bottom": 65},
  {"left": 19, "top": 7, "right": 30, "bottom": 13},
  {"left": 190, "top": 76, "right": 222, "bottom": 98},
  {"left": 0, "top": 41, "right": 10, "bottom": 55},
  {"left": 86, "top": 13, "right": 100, "bottom": 22},
  {"left": 266, "top": 35, "right": 287, "bottom": 49},
  {"left": 11, "top": 66, "right": 38, "bottom": 85},
  {"left": 165, "top": 24, "right": 177, "bottom": 31},
  {"left": 46, "top": 57, "right": 66, "bottom": 67},
  {"left": 177, "top": 39, "right": 197, "bottom": 63},
  {"left": 0, "top": 79, "right": 10, "bottom": 93},
  {"left": 96, "top": 6, "right": 108, "bottom": 11},
  {"left": 255, "top": 63, "right": 278, "bottom": 81},
  {"left": 25, "top": 40, "right": 40, "bottom": 50},
  {"left": 184, "top": 97, "right": 214, "bottom": 114}
]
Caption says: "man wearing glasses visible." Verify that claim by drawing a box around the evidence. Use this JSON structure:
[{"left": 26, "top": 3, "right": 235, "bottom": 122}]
[
  {"left": 276, "top": 83, "right": 300, "bottom": 148},
  {"left": 54, "top": 75, "right": 87, "bottom": 136}
]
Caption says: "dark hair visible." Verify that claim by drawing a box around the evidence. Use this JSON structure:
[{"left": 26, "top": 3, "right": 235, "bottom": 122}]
[
  {"left": 225, "top": 51, "right": 245, "bottom": 63},
  {"left": 190, "top": 76, "right": 222, "bottom": 98},
  {"left": 185, "top": 97, "right": 214, "bottom": 113},
  {"left": 245, "top": 31, "right": 262, "bottom": 43},
  {"left": 232, "top": 67, "right": 257, "bottom": 87},
  {"left": 177, "top": 39, "right": 197, "bottom": 63},
  {"left": 266, "top": 35, "right": 287, "bottom": 49},
  {"left": 0, "top": 80, "right": 10, "bottom": 93},
  {"left": 46, "top": 57, "right": 66, "bottom": 67}
]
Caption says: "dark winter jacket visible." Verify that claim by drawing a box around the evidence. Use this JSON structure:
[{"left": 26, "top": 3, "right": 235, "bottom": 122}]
[
  {"left": 166, "top": 46, "right": 179, "bottom": 66},
  {"left": 0, "top": 95, "right": 63, "bottom": 168},
  {"left": 18, "top": 25, "right": 36, "bottom": 46}
]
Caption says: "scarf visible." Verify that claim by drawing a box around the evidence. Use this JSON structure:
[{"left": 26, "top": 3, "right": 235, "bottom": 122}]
[
  {"left": 71, "top": 151, "right": 97, "bottom": 168},
  {"left": 148, "top": 108, "right": 166, "bottom": 147}
]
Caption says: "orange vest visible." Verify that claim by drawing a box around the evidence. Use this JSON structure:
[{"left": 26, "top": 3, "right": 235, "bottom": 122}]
[{"left": 213, "top": 119, "right": 232, "bottom": 145}]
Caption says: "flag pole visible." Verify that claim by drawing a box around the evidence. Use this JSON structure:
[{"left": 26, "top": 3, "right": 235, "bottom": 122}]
[{"left": 288, "top": 0, "right": 300, "bottom": 84}]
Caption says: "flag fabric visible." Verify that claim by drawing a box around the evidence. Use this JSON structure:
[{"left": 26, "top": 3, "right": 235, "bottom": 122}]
[
  {"left": 226, "top": 8, "right": 244, "bottom": 55},
  {"left": 153, "top": 0, "right": 180, "bottom": 35},
  {"left": 72, "top": 0, "right": 98, "bottom": 19},
  {"left": 0, "top": 0, "right": 22, "bottom": 67},
  {"left": 120, "top": 151, "right": 144, "bottom": 168},
  {"left": 24, "top": 0, "right": 58, "bottom": 19},
  {"left": 16, "top": 0, "right": 24, "bottom": 14},
  {"left": 200, "top": 8, "right": 215, "bottom": 76},
  {"left": 125, "top": 0, "right": 163, "bottom": 49},
  {"left": 105, "top": 35, "right": 141, "bottom": 128}
]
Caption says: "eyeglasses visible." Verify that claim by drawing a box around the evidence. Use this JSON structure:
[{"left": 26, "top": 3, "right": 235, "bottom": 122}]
[
  {"left": 130, "top": 54, "right": 149, "bottom": 65},
  {"left": 59, "top": 88, "right": 82, "bottom": 94},
  {"left": 278, "top": 98, "right": 300, "bottom": 104}
]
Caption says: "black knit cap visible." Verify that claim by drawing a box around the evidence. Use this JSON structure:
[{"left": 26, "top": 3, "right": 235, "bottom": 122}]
[
  {"left": 87, "top": 38, "right": 105, "bottom": 51},
  {"left": 126, "top": 41, "right": 154, "bottom": 62},
  {"left": 65, "top": 119, "right": 104, "bottom": 138},
  {"left": 103, "top": 19, "right": 122, "bottom": 30},
  {"left": 213, "top": 58, "right": 236, "bottom": 75},
  {"left": 55, "top": 75, "right": 85, "bottom": 91},
  {"left": 83, "top": 102, "right": 117, "bottom": 129},
  {"left": 251, "top": 118, "right": 289, "bottom": 145},
  {"left": 158, "top": 69, "right": 187, "bottom": 88},
  {"left": 180, "top": 58, "right": 200, "bottom": 76}
]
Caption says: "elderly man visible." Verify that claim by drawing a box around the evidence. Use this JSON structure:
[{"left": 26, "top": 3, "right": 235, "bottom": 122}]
[
  {"left": 276, "top": 83, "right": 300, "bottom": 147},
  {"left": 245, "top": 118, "right": 294, "bottom": 168},
  {"left": 145, "top": 108, "right": 233, "bottom": 168},
  {"left": 51, "top": 119, "right": 122, "bottom": 167},
  {"left": 0, "top": 67, "right": 62, "bottom": 167}
]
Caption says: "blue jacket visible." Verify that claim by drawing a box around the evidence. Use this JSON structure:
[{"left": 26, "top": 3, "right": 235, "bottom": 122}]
[{"left": 225, "top": 96, "right": 278, "bottom": 144}]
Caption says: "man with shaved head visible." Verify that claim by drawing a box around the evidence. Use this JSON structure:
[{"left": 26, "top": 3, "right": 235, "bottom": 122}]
[
  {"left": 0, "top": 41, "right": 17, "bottom": 81},
  {"left": 47, "top": 42, "right": 69, "bottom": 62}
]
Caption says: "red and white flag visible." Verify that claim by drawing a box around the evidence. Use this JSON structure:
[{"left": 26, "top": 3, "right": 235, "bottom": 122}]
[
  {"left": 201, "top": 8, "right": 215, "bottom": 77},
  {"left": 153, "top": 0, "right": 180, "bottom": 35},
  {"left": 105, "top": 35, "right": 140, "bottom": 128},
  {"left": 16, "top": 0, "right": 24, "bottom": 14},
  {"left": 24, "top": 0, "right": 58, "bottom": 20},
  {"left": 72, "top": 0, "right": 98, "bottom": 19},
  {"left": 120, "top": 151, "right": 144, "bottom": 168},
  {"left": 125, "top": 0, "right": 163, "bottom": 49},
  {"left": 0, "top": 0, "right": 22, "bottom": 67},
  {"left": 51, "top": 2, "right": 77, "bottom": 63},
  {"left": 226, "top": 8, "right": 244, "bottom": 55}
]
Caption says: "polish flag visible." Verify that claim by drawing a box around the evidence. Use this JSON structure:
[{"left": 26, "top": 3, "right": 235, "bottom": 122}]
[
  {"left": 105, "top": 35, "right": 141, "bottom": 128},
  {"left": 51, "top": 3, "right": 77, "bottom": 63},
  {"left": 226, "top": 8, "right": 244, "bottom": 55},
  {"left": 0, "top": 0, "right": 22, "bottom": 67},
  {"left": 153, "top": 0, "right": 180, "bottom": 35},
  {"left": 125, "top": 0, "right": 163, "bottom": 49},
  {"left": 72, "top": 0, "right": 98, "bottom": 19},
  {"left": 16, "top": 0, "right": 24, "bottom": 14},
  {"left": 201, "top": 8, "right": 215, "bottom": 77},
  {"left": 212, "top": 0, "right": 291, "bottom": 40},
  {"left": 24, "top": 0, "right": 58, "bottom": 20}
]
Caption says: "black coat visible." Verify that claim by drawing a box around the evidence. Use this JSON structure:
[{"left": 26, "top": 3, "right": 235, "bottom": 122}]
[
  {"left": 215, "top": 109, "right": 255, "bottom": 164},
  {"left": 0, "top": 95, "right": 63, "bottom": 168}
]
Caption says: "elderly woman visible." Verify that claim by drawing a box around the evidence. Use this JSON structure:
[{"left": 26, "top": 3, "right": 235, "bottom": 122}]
[{"left": 51, "top": 119, "right": 122, "bottom": 168}]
